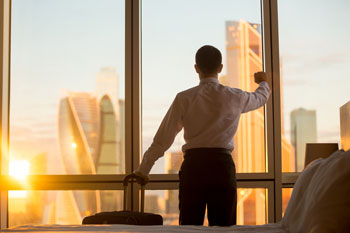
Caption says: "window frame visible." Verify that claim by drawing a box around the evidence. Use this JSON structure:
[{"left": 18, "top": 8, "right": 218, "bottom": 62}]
[{"left": 0, "top": 0, "right": 293, "bottom": 227}]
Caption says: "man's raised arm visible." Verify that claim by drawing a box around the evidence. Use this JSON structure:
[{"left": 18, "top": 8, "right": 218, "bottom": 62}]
[{"left": 241, "top": 72, "right": 271, "bottom": 113}]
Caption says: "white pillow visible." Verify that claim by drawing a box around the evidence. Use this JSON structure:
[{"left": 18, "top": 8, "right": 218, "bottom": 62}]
[{"left": 282, "top": 150, "right": 350, "bottom": 233}]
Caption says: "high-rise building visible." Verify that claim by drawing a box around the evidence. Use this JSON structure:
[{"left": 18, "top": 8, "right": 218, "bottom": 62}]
[
  {"left": 222, "top": 20, "right": 294, "bottom": 225},
  {"left": 96, "top": 67, "right": 120, "bottom": 118},
  {"left": 222, "top": 20, "right": 265, "bottom": 225},
  {"left": 290, "top": 108, "right": 317, "bottom": 171},
  {"left": 165, "top": 151, "right": 183, "bottom": 175},
  {"left": 119, "top": 99, "right": 126, "bottom": 173},
  {"left": 57, "top": 67, "right": 124, "bottom": 223},
  {"left": 58, "top": 91, "right": 101, "bottom": 222},
  {"left": 165, "top": 152, "right": 183, "bottom": 216},
  {"left": 340, "top": 101, "right": 350, "bottom": 151},
  {"left": 223, "top": 20, "right": 265, "bottom": 174},
  {"left": 96, "top": 67, "right": 124, "bottom": 174}
]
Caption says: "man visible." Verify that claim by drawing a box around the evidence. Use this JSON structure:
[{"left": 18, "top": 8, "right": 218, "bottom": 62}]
[{"left": 135, "top": 45, "right": 270, "bottom": 226}]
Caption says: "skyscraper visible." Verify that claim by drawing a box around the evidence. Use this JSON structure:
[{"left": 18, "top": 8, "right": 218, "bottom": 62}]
[
  {"left": 222, "top": 20, "right": 266, "bottom": 225},
  {"left": 58, "top": 91, "right": 101, "bottom": 222},
  {"left": 165, "top": 152, "right": 183, "bottom": 215},
  {"left": 96, "top": 67, "right": 124, "bottom": 174},
  {"left": 222, "top": 20, "right": 294, "bottom": 224},
  {"left": 162, "top": 151, "right": 183, "bottom": 225},
  {"left": 340, "top": 101, "right": 350, "bottom": 151},
  {"left": 290, "top": 108, "right": 317, "bottom": 171},
  {"left": 223, "top": 20, "right": 265, "bottom": 174},
  {"left": 57, "top": 67, "right": 124, "bottom": 223}
]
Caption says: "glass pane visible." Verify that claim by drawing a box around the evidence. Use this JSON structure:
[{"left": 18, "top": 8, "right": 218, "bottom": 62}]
[
  {"left": 279, "top": 0, "right": 350, "bottom": 172},
  {"left": 282, "top": 188, "right": 293, "bottom": 216},
  {"left": 145, "top": 188, "right": 267, "bottom": 225},
  {"left": 142, "top": 0, "right": 266, "bottom": 174},
  {"left": 10, "top": 0, "right": 125, "bottom": 174},
  {"left": 8, "top": 190, "right": 123, "bottom": 227},
  {"left": 237, "top": 188, "right": 267, "bottom": 225}
]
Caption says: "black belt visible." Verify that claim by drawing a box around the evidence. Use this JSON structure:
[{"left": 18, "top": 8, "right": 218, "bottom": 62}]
[{"left": 184, "top": 147, "right": 232, "bottom": 159}]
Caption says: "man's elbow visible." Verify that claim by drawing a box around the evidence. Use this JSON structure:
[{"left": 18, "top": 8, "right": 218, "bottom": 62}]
[{"left": 258, "top": 93, "right": 270, "bottom": 107}]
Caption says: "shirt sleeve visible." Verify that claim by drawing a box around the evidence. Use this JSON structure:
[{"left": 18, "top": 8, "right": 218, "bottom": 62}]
[
  {"left": 241, "top": 81, "right": 270, "bottom": 113},
  {"left": 136, "top": 94, "right": 184, "bottom": 175}
]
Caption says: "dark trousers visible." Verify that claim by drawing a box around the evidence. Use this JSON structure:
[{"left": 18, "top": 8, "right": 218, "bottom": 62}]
[{"left": 179, "top": 148, "right": 237, "bottom": 226}]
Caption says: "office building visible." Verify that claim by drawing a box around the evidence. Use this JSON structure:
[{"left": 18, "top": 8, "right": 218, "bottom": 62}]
[
  {"left": 290, "top": 108, "right": 317, "bottom": 171},
  {"left": 165, "top": 152, "right": 183, "bottom": 216},
  {"left": 57, "top": 68, "right": 124, "bottom": 223},
  {"left": 222, "top": 20, "right": 294, "bottom": 225}
]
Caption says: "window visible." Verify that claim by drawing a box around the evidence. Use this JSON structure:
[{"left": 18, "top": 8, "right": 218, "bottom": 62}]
[
  {"left": 10, "top": 0, "right": 126, "bottom": 175},
  {"left": 142, "top": 0, "right": 268, "bottom": 174},
  {"left": 2, "top": 0, "right": 330, "bottom": 227},
  {"left": 278, "top": 0, "right": 350, "bottom": 172},
  {"left": 9, "top": 190, "right": 123, "bottom": 226},
  {"left": 146, "top": 187, "right": 269, "bottom": 225}
]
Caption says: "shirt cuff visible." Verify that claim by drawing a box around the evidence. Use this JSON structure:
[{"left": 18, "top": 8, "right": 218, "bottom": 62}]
[
  {"left": 135, "top": 159, "right": 154, "bottom": 176},
  {"left": 259, "top": 81, "right": 268, "bottom": 86}
]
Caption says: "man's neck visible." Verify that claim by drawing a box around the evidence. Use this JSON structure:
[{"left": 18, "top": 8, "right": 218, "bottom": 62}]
[{"left": 199, "top": 74, "right": 219, "bottom": 80}]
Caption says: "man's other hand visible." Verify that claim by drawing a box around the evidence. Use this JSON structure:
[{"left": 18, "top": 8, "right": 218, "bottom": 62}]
[
  {"left": 133, "top": 171, "right": 150, "bottom": 184},
  {"left": 254, "top": 71, "right": 268, "bottom": 84}
]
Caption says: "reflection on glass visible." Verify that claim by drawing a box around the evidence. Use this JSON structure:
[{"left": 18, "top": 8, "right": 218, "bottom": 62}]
[
  {"left": 10, "top": 0, "right": 125, "bottom": 175},
  {"left": 142, "top": 0, "right": 266, "bottom": 174},
  {"left": 282, "top": 188, "right": 293, "bottom": 216},
  {"left": 279, "top": 0, "right": 349, "bottom": 172},
  {"left": 145, "top": 188, "right": 267, "bottom": 226},
  {"left": 8, "top": 190, "right": 123, "bottom": 227}
]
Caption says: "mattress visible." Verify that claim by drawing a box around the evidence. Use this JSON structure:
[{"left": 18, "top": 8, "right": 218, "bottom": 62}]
[{"left": 0, "top": 223, "right": 286, "bottom": 233}]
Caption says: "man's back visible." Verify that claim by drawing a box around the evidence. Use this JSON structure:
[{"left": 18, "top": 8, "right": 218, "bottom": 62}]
[{"left": 177, "top": 77, "right": 270, "bottom": 152}]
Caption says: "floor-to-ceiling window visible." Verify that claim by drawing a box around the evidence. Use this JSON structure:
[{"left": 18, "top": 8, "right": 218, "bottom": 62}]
[
  {"left": 8, "top": 0, "right": 126, "bottom": 226},
  {"left": 141, "top": 0, "right": 273, "bottom": 225},
  {"left": 3, "top": 0, "right": 347, "bottom": 228},
  {"left": 278, "top": 0, "right": 350, "bottom": 211}
]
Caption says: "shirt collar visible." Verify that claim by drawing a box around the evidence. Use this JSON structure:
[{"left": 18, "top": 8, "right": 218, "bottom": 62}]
[{"left": 199, "top": 77, "right": 219, "bottom": 85}]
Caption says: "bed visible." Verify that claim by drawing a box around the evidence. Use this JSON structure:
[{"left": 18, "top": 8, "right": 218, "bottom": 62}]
[
  {"left": 2, "top": 150, "right": 349, "bottom": 233},
  {"left": 0, "top": 224, "right": 285, "bottom": 233}
]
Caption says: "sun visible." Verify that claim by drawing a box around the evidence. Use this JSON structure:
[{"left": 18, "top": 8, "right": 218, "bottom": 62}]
[
  {"left": 9, "top": 160, "right": 30, "bottom": 199},
  {"left": 9, "top": 160, "right": 30, "bottom": 180}
]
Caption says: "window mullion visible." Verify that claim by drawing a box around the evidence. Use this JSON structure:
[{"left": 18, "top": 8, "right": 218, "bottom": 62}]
[
  {"left": 0, "top": 0, "right": 11, "bottom": 229},
  {"left": 130, "top": 0, "right": 142, "bottom": 212},
  {"left": 265, "top": 0, "right": 283, "bottom": 222}
]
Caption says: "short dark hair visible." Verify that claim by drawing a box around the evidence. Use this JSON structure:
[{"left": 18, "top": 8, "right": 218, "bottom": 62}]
[{"left": 195, "top": 45, "right": 222, "bottom": 74}]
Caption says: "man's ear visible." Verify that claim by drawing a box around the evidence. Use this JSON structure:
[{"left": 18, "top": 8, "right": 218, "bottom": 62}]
[
  {"left": 218, "top": 64, "right": 223, "bottom": 73},
  {"left": 194, "top": 64, "right": 200, "bottom": 74}
]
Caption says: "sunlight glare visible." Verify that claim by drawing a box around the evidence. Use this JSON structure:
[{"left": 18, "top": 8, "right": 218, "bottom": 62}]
[
  {"left": 9, "top": 191, "right": 27, "bottom": 199},
  {"left": 9, "top": 160, "right": 30, "bottom": 180}
]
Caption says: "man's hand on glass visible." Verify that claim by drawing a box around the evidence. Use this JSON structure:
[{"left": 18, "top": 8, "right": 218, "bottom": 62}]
[{"left": 254, "top": 71, "right": 268, "bottom": 84}]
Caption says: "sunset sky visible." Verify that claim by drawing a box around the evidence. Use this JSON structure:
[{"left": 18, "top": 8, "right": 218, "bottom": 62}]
[{"left": 9, "top": 0, "right": 350, "bottom": 174}]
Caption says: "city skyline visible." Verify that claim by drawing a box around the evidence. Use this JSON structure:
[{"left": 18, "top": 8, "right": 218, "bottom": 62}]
[
  {"left": 7, "top": 0, "right": 350, "bottom": 227},
  {"left": 9, "top": 0, "right": 347, "bottom": 169}
]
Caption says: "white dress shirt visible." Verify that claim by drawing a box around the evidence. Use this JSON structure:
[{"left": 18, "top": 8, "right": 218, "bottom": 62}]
[{"left": 137, "top": 77, "right": 270, "bottom": 175}]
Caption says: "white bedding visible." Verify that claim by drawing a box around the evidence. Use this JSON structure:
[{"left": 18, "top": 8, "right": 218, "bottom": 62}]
[
  {"left": 282, "top": 149, "right": 350, "bottom": 233},
  {"left": 0, "top": 223, "right": 285, "bottom": 233}
]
